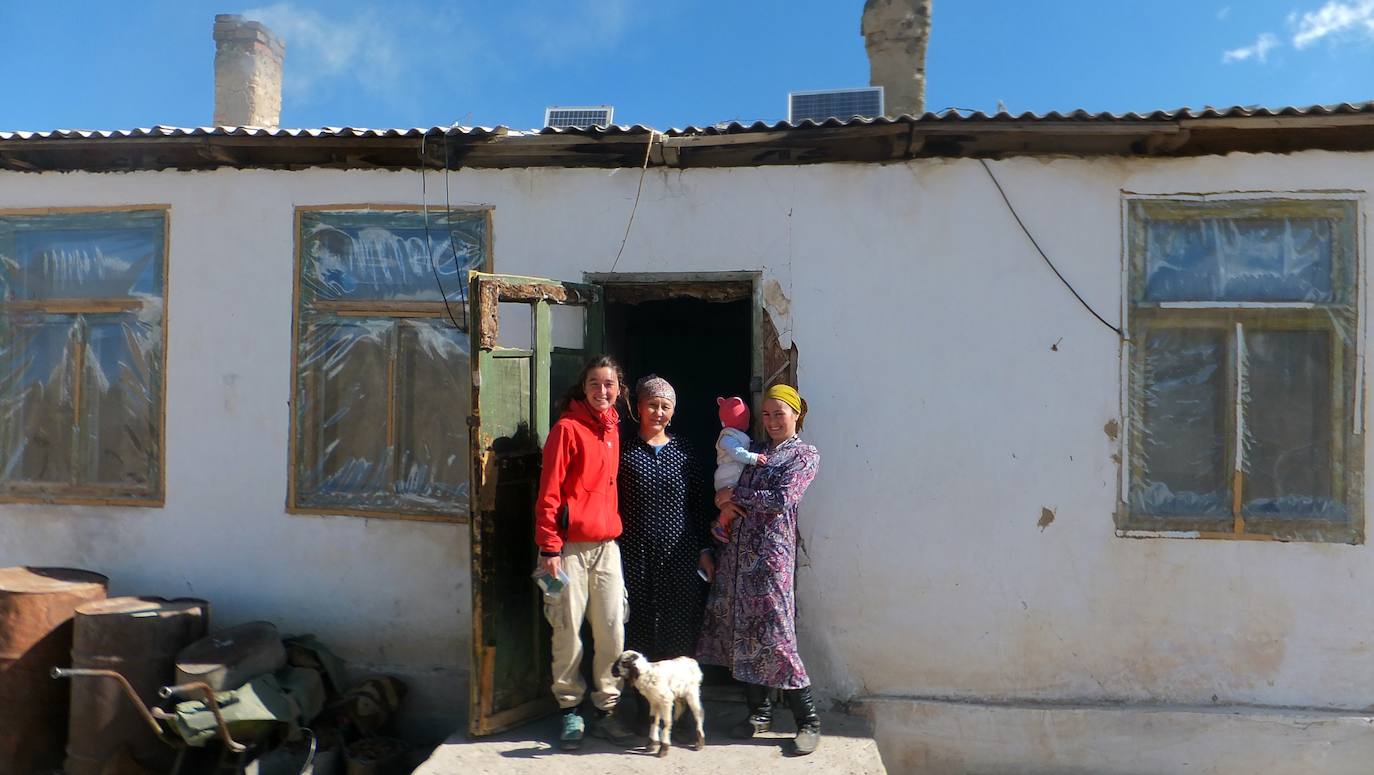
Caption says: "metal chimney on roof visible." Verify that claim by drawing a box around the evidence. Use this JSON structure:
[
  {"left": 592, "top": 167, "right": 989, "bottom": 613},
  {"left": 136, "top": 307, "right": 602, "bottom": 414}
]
[
  {"left": 861, "top": 0, "right": 932, "bottom": 116},
  {"left": 213, "top": 14, "right": 285, "bottom": 128}
]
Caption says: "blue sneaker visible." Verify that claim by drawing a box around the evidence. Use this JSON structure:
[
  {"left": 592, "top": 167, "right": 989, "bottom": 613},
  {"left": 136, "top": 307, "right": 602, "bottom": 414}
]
[{"left": 559, "top": 712, "right": 585, "bottom": 750}]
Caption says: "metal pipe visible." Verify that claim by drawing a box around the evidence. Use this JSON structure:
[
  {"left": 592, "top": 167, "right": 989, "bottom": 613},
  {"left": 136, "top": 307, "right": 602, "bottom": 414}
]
[
  {"left": 51, "top": 668, "right": 164, "bottom": 737},
  {"left": 158, "top": 682, "right": 246, "bottom": 753}
]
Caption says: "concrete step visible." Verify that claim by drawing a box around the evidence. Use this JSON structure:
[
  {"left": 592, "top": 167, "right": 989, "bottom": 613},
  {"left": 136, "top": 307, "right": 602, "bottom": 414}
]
[{"left": 414, "top": 700, "right": 887, "bottom": 774}]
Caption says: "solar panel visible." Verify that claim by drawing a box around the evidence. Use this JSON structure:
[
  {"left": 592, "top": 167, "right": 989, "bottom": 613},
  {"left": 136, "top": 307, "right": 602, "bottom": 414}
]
[
  {"left": 787, "top": 88, "right": 884, "bottom": 123},
  {"left": 545, "top": 106, "right": 615, "bottom": 128}
]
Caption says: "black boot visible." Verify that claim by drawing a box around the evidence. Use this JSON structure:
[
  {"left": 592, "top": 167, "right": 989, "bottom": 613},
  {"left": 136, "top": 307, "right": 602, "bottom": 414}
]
[
  {"left": 730, "top": 683, "right": 773, "bottom": 739},
  {"left": 782, "top": 687, "right": 821, "bottom": 755}
]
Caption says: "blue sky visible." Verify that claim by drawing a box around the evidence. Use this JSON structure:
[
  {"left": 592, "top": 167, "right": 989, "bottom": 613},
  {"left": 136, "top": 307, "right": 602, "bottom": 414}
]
[{"left": 2, "top": 0, "right": 1374, "bottom": 131}]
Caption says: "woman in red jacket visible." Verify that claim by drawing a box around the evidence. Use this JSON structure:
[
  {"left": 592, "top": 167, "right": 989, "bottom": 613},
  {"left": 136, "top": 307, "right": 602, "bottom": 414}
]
[{"left": 535, "top": 354, "right": 636, "bottom": 750}]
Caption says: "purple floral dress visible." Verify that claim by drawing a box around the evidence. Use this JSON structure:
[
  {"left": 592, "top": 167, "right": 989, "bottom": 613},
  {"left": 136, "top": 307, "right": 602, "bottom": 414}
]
[{"left": 695, "top": 435, "right": 820, "bottom": 689}]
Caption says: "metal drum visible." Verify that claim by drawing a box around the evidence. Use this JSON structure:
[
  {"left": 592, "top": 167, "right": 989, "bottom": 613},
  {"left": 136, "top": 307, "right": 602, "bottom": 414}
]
[
  {"left": 65, "top": 596, "right": 209, "bottom": 775},
  {"left": 0, "top": 566, "right": 108, "bottom": 775}
]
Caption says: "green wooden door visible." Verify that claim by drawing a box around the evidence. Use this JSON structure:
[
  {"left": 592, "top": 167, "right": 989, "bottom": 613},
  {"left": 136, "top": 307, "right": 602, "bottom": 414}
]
[{"left": 467, "top": 272, "right": 603, "bottom": 736}]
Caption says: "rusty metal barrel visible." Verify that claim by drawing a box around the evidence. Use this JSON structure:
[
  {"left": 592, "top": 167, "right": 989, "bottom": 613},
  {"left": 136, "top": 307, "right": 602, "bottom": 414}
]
[
  {"left": 0, "top": 566, "right": 108, "bottom": 774},
  {"left": 65, "top": 596, "right": 209, "bottom": 775}
]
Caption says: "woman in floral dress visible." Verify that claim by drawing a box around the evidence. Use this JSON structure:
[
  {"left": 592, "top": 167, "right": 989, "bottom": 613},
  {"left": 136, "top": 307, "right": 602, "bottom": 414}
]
[{"left": 696, "top": 384, "right": 822, "bottom": 755}]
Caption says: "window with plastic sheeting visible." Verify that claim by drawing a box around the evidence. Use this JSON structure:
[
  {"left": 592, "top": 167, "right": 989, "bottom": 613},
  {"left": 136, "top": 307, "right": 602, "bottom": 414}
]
[
  {"left": 0, "top": 207, "right": 168, "bottom": 505},
  {"left": 1122, "top": 197, "right": 1363, "bottom": 543},
  {"left": 289, "top": 207, "right": 490, "bottom": 521}
]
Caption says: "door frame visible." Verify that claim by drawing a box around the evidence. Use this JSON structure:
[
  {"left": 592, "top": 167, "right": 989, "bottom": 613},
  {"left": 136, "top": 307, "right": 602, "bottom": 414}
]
[
  {"left": 467, "top": 269, "right": 795, "bottom": 734},
  {"left": 583, "top": 271, "right": 774, "bottom": 403}
]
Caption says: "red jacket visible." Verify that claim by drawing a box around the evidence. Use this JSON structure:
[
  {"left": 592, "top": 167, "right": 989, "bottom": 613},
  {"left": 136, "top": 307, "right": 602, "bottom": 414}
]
[{"left": 534, "top": 399, "right": 622, "bottom": 555}]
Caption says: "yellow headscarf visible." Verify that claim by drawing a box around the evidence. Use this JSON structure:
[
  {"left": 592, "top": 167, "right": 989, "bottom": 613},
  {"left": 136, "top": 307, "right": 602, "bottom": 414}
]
[{"left": 765, "top": 384, "right": 807, "bottom": 431}]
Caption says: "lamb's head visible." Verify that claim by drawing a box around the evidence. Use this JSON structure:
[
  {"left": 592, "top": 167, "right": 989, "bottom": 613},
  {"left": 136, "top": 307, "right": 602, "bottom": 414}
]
[{"left": 612, "top": 650, "right": 648, "bottom": 683}]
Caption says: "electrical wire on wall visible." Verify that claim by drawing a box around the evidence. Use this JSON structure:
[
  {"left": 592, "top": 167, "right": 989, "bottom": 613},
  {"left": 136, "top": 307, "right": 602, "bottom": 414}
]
[
  {"left": 442, "top": 135, "right": 468, "bottom": 311},
  {"left": 420, "top": 131, "right": 466, "bottom": 332},
  {"left": 978, "top": 159, "right": 1124, "bottom": 338},
  {"left": 608, "top": 130, "right": 659, "bottom": 273}
]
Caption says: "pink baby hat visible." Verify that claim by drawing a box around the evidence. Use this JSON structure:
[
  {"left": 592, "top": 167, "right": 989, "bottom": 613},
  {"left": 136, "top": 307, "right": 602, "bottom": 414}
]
[{"left": 717, "top": 396, "right": 750, "bottom": 431}]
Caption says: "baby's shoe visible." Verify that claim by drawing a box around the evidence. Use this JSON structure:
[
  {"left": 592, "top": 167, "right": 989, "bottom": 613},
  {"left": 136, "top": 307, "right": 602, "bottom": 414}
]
[{"left": 711, "top": 520, "right": 731, "bottom": 544}]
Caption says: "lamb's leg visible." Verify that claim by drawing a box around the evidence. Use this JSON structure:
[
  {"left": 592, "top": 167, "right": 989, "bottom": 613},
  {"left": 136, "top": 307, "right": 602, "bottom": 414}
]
[
  {"left": 657, "top": 700, "right": 673, "bottom": 758},
  {"left": 686, "top": 689, "right": 706, "bottom": 750},
  {"left": 646, "top": 705, "right": 661, "bottom": 755}
]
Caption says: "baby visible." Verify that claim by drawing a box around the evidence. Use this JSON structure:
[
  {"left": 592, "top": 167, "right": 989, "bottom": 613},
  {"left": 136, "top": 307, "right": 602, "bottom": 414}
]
[{"left": 711, "top": 397, "right": 767, "bottom": 543}]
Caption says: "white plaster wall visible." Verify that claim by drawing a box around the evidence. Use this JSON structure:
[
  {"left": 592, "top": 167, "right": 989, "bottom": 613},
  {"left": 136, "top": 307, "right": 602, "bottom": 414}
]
[
  {"left": 3, "top": 150, "right": 1373, "bottom": 737},
  {"left": 867, "top": 699, "right": 1374, "bottom": 774}
]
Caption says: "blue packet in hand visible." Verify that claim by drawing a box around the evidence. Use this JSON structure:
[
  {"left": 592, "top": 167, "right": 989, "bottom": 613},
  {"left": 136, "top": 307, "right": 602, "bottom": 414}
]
[{"left": 533, "top": 567, "right": 571, "bottom": 598}]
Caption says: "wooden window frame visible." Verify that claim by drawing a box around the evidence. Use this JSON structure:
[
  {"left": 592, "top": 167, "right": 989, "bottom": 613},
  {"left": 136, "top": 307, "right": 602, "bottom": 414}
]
[
  {"left": 1118, "top": 194, "right": 1364, "bottom": 543},
  {"left": 0, "top": 205, "right": 170, "bottom": 507},
  {"left": 287, "top": 204, "right": 493, "bottom": 523}
]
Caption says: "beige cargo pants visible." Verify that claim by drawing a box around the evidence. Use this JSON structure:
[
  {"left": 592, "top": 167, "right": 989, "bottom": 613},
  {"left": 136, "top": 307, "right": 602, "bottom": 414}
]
[{"left": 545, "top": 540, "right": 626, "bottom": 712}]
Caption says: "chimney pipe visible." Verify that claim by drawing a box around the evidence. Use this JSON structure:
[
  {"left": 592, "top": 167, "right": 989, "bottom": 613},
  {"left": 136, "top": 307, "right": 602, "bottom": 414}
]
[
  {"left": 213, "top": 14, "right": 285, "bottom": 127},
  {"left": 861, "top": 0, "right": 932, "bottom": 116}
]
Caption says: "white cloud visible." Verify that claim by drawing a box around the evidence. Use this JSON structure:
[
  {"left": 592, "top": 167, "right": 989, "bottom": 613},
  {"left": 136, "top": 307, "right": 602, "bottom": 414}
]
[
  {"left": 239, "top": 3, "right": 476, "bottom": 108},
  {"left": 231, "top": 2, "right": 645, "bottom": 121},
  {"left": 1222, "top": 32, "right": 1280, "bottom": 62},
  {"left": 241, "top": 4, "right": 391, "bottom": 95},
  {"left": 1291, "top": 0, "right": 1374, "bottom": 48},
  {"left": 1220, "top": 0, "right": 1374, "bottom": 66},
  {"left": 1217, "top": 6, "right": 1232, "bottom": 20}
]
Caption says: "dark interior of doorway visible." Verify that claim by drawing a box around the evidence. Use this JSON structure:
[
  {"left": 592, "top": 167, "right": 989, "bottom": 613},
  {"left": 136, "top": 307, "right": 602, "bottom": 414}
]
[
  {"left": 605, "top": 296, "right": 753, "bottom": 455},
  {"left": 602, "top": 292, "right": 753, "bottom": 691}
]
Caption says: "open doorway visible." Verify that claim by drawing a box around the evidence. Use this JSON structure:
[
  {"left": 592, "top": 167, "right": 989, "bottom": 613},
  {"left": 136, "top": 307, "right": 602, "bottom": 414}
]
[
  {"left": 467, "top": 272, "right": 766, "bottom": 734},
  {"left": 592, "top": 274, "right": 758, "bottom": 455},
  {"left": 593, "top": 273, "right": 758, "bottom": 692}
]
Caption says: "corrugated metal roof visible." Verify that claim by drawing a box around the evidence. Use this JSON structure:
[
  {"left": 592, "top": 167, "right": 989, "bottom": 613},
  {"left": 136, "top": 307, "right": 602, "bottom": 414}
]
[
  {"left": 0, "top": 125, "right": 508, "bottom": 141},
  {"left": 667, "top": 101, "right": 1374, "bottom": 134},
  {"left": 5, "top": 101, "right": 1374, "bottom": 172},
  {"left": 535, "top": 124, "right": 658, "bottom": 136},
  {"left": 5, "top": 101, "right": 1374, "bottom": 143}
]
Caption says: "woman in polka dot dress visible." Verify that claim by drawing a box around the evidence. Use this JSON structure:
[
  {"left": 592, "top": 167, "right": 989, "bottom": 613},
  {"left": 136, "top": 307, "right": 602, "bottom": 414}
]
[{"left": 617, "top": 375, "right": 714, "bottom": 661}]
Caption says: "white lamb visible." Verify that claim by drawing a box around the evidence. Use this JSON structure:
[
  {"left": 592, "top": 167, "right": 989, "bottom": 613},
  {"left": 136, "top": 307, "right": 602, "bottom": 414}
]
[{"left": 612, "top": 650, "right": 706, "bottom": 757}]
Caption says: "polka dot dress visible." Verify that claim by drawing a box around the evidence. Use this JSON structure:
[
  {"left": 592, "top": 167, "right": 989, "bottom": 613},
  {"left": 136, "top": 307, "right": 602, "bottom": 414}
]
[{"left": 618, "top": 434, "right": 713, "bottom": 661}]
